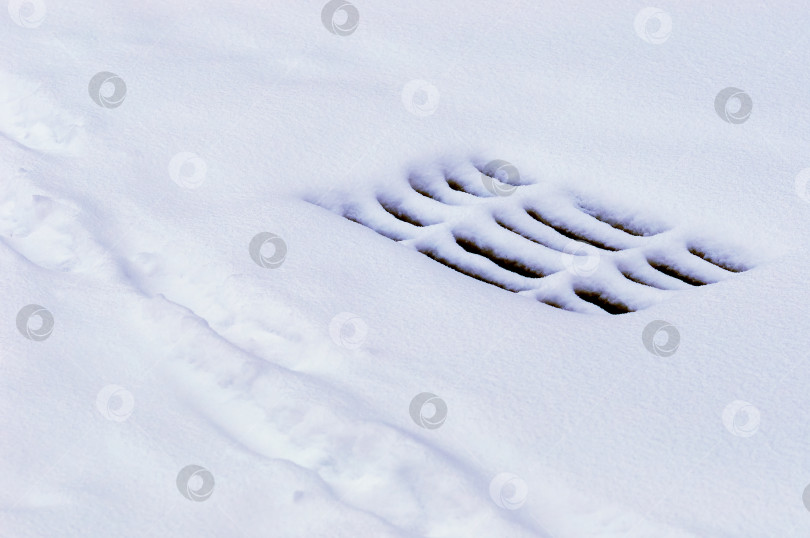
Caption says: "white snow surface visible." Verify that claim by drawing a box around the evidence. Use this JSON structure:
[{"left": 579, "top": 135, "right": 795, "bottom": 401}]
[{"left": 2, "top": 1, "right": 810, "bottom": 537}]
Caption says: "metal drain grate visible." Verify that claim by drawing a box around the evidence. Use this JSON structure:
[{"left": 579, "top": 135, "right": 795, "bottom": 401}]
[{"left": 312, "top": 159, "right": 753, "bottom": 314}]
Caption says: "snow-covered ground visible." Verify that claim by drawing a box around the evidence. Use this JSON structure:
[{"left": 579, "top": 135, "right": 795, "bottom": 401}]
[{"left": 2, "top": 1, "right": 810, "bottom": 536}]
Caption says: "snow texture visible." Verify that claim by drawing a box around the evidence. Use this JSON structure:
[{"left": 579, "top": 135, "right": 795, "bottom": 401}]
[{"left": 2, "top": 2, "right": 809, "bottom": 537}]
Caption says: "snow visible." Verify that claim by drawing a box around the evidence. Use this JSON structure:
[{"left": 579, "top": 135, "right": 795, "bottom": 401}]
[{"left": 2, "top": 1, "right": 810, "bottom": 536}]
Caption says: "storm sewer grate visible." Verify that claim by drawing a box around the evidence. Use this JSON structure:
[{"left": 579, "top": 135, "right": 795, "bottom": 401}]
[{"left": 311, "top": 159, "right": 755, "bottom": 315}]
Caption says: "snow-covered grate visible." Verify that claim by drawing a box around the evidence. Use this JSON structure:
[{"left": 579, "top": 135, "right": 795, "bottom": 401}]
[{"left": 314, "top": 159, "right": 753, "bottom": 314}]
